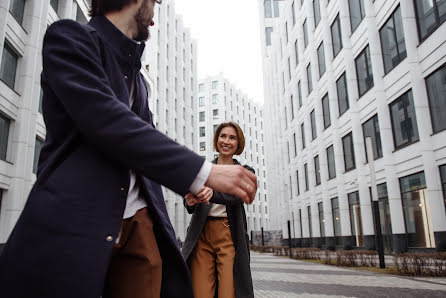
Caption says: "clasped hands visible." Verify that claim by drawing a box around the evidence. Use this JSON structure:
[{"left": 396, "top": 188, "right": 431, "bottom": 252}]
[{"left": 185, "top": 186, "right": 213, "bottom": 206}]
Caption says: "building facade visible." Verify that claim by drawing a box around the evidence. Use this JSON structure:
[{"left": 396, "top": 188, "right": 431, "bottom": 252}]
[
  {"left": 146, "top": 0, "right": 198, "bottom": 241},
  {"left": 258, "top": 0, "right": 446, "bottom": 252},
  {"left": 0, "top": 0, "right": 198, "bottom": 245},
  {"left": 197, "top": 75, "right": 269, "bottom": 235}
]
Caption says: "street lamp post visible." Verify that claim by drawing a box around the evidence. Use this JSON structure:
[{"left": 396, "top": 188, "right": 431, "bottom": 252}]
[
  {"left": 366, "top": 137, "right": 385, "bottom": 268},
  {"left": 261, "top": 227, "right": 265, "bottom": 246}
]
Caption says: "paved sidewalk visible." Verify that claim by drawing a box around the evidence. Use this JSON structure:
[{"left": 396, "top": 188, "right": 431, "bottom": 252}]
[{"left": 251, "top": 252, "right": 446, "bottom": 297}]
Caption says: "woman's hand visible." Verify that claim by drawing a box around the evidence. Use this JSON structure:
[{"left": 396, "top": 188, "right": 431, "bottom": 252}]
[
  {"left": 185, "top": 192, "right": 200, "bottom": 206},
  {"left": 195, "top": 186, "right": 213, "bottom": 205}
]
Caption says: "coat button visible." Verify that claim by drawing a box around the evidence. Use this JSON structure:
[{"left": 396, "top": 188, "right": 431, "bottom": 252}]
[
  {"left": 121, "top": 187, "right": 125, "bottom": 191},
  {"left": 106, "top": 236, "right": 113, "bottom": 242},
  {"left": 124, "top": 75, "right": 128, "bottom": 80}
]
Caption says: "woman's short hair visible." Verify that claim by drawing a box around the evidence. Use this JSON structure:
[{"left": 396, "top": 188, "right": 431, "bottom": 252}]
[
  {"left": 213, "top": 122, "right": 245, "bottom": 156},
  {"left": 89, "top": 0, "right": 162, "bottom": 17}
]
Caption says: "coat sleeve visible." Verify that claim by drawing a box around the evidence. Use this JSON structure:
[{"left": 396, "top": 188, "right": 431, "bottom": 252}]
[
  {"left": 210, "top": 165, "right": 256, "bottom": 206},
  {"left": 42, "top": 20, "right": 204, "bottom": 196}
]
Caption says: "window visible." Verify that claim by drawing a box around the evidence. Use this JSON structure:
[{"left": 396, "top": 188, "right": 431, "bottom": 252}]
[
  {"left": 301, "top": 122, "right": 306, "bottom": 149},
  {"left": 414, "top": 0, "right": 446, "bottom": 41},
  {"left": 38, "top": 88, "right": 43, "bottom": 114},
  {"left": 273, "top": 0, "right": 280, "bottom": 17},
  {"left": 0, "top": 42, "right": 18, "bottom": 89},
  {"left": 362, "top": 114, "right": 383, "bottom": 160},
  {"left": 290, "top": 95, "right": 294, "bottom": 120},
  {"left": 331, "top": 197, "right": 342, "bottom": 246},
  {"left": 264, "top": 0, "right": 272, "bottom": 18},
  {"left": 0, "top": 113, "right": 10, "bottom": 161},
  {"left": 213, "top": 124, "right": 217, "bottom": 133},
  {"left": 322, "top": 94, "right": 331, "bottom": 129},
  {"left": 298, "top": 81, "right": 303, "bottom": 107},
  {"left": 265, "top": 27, "right": 273, "bottom": 46},
  {"left": 199, "top": 127, "right": 205, "bottom": 137},
  {"left": 199, "top": 83, "right": 204, "bottom": 92},
  {"left": 212, "top": 80, "right": 218, "bottom": 90},
  {"left": 33, "top": 137, "right": 44, "bottom": 174},
  {"left": 336, "top": 72, "right": 349, "bottom": 116},
  {"left": 285, "top": 22, "right": 289, "bottom": 44},
  {"left": 389, "top": 90, "right": 419, "bottom": 150},
  {"left": 348, "top": 0, "right": 365, "bottom": 33},
  {"left": 296, "top": 170, "right": 300, "bottom": 195},
  {"left": 199, "top": 97, "right": 205, "bottom": 107},
  {"left": 440, "top": 165, "right": 446, "bottom": 212},
  {"left": 326, "top": 145, "right": 336, "bottom": 179},
  {"left": 425, "top": 63, "right": 446, "bottom": 133},
  {"left": 50, "top": 0, "right": 59, "bottom": 14},
  {"left": 304, "top": 163, "right": 309, "bottom": 191},
  {"left": 199, "top": 142, "right": 206, "bottom": 151},
  {"left": 400, "top": 171, "right": 435, "bottom": 248},
  {"left": 9, "top": 0, "right": 26, "bottom": 24},
  {"left": 303, "top": 19, "right": 309, "bottom": 48},
  {"left": 212, "top": 94, "right": 218, "bottom": 104},
  {"left": 342, "top": 132, "right": 356, "bottom": 172},
  {"left": 380, "top": 5, "right": 407, "bottom": 74},
  {"left": 294, "top": 40, "right": 299, "bottom": 68},
  {"left": 310, "top": 109, "right": 317, "bottom": 140},
  {"left": 293, "top": 133, "right": 297, "bottom": 157},
  {"left": 331, "top": 14, "right": 343, "bottom": 58},
  {"left": 314, "top": 155, "right": 321, "bottom": 185},
  {"left": 292, "top": 1, "right": 296, "bottom": 25},
  {"left": 307, "top": 205, "right": 313, "bottom": 239},
  {"left": 355, "top": 45, "right": 374, "bottom": 97},
  {"left": 318, "top": 202, "right": 325, "bottom": 242},
  {"left": 307, "top": 63, "right": 313, "bottom": 93},
  {"left": 199, "top": 111, "right": 205, "bottom": 122},
  {"left": 348, "top": 191, "right": 364, "bottom": 247},
  {"left": 317, "top": 43, "right": 326, "bottom": 78},
  {"left": 313, "top": 0, "right": 321, "bottom": 27},
  {"left": 213, "top": 109, "right": 219, "bottom": 119},
  {"left": 288, "top": 57, "right": 292, "bottom": 81}
]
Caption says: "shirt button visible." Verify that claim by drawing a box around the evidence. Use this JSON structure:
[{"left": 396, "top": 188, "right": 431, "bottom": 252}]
[
  {"left": 124, "top": 75, "right": 128, "bottom": 80},
  {"left": 121, "top": 187, "right": 125, "bottom": 191},
  {"left": 106, "top": 236, "right": 113, "bottom": 242}
]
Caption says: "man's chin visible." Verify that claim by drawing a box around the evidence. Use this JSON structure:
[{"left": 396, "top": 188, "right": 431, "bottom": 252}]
[{"left": 135, "top": 29, "right": 150, "bottom": 42}]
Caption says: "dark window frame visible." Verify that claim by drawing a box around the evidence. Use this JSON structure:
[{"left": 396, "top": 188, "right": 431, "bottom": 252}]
[
  {"left": 348, "top": 0, "right": 366, "bottom": 33},
  {"left": 389, "top": 89, "right": 420, "bottom": 151},
  {"left": 379, "top": 4, "right": 407, "bottom": 75},
  {"left": 413, "top": 0, "right": 446, "bottom": 43},
  {"left": 331, "top": 14, "right": 343, "bottom": 58},
  {"left": 304, "top": 163, "right": 309, "bottom": 191},
  {"left": 342, "top": 132, "right": 356, "bottom": 172},
  {"left": 425, "top": 62, "right": 446, "bottom": 134},
  {"left": 317, "top": 42, "right": 326, "bottom": 78},
  {"left": 326, "top": 145, "right": 336, "bottom": 180},
  {"left": 336, "top": 72, "right": 350, "bottom": 117},
  {"left": 314, "top": 155, "right": 321, "bottom": 186},
  {"left": 310, "top": 109, "right": 317, "bottom": 140},
  {"left": 355, "top": 45, "right": 374, "bottom": 98},
  {"left": 362, "top": 113, "right": 383, "bottom": 161},
  {"left": 322, "top": 93, "right": 331, "bottom": 129}
]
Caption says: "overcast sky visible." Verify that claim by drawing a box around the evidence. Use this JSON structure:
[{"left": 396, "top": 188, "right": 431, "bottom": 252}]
[{"left": 173, "top": 0, "right": 265, "bottom": 104}]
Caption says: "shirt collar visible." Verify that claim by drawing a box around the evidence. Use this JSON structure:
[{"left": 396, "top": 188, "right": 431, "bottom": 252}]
[{"left": 89, "top": 16, "right": 145, "bottom": 70}]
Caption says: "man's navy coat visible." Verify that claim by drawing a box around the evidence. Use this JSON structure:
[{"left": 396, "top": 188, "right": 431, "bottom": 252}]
[{"left": 0, "top": 16, "right": 203, "bottom": 298}]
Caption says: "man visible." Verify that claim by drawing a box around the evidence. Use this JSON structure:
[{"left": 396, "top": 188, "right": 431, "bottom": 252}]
[{"left": 0, "top": 0, "right": 257, "bottom": 297}]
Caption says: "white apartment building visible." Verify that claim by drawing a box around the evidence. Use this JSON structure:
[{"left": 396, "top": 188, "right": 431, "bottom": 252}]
[
  {"left": 146, "top": 0, "right": 198, "bottom": 241},
  {"left": 0, "top": 0, "right": 198, "bottom": 246},
  {"left": 259, "top": 0, "right": 446, "bottom": 253},
  {"left": 197, "top": 75, "right": 269, "bottom": 235}
]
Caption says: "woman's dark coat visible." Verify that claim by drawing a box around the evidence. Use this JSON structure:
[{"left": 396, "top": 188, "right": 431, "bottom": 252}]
[{"left": 182, "top": 159, "right": 254, "bottom": 298}]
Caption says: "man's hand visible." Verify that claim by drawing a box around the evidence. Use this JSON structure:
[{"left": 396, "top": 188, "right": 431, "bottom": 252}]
[
  {"left": 205, "top": 165, "right": 257, "bottom": 204},
  {"left": 195, "top": 186, "right": 213, "bottom": 205}
]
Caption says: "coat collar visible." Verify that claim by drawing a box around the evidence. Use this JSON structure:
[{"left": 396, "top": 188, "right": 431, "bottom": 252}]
[
  {"left": 89, "top": 16, "right": 145, "bottom": 71},
  {"left": 212, "top": 157, "right": 240, "bottom": 165}
]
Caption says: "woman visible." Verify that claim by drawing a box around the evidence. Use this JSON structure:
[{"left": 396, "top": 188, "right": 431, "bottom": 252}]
[{"left": 182, "top": 122, "right": 255, "bottom": 298}]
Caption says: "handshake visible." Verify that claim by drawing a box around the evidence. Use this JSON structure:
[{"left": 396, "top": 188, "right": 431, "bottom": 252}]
[{"left": 185, "top": 164, "right": 257, "bottom": 206}]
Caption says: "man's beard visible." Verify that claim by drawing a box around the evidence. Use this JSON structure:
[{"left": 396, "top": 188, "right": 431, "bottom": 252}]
[{"left": 135, "top": 0, "right": 151, "bottom": 41}]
